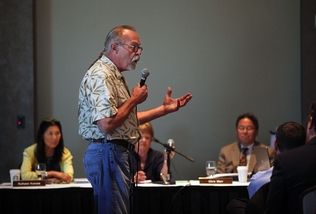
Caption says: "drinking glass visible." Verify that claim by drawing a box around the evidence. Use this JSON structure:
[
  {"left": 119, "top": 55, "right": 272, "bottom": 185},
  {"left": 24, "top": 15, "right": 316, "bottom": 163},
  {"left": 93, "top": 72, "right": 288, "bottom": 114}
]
[
  {"left": 205, "top": 160, "right": 217, "bottom": 177},
  {"left": 35, "top": 163, "right": 47, "bottom": 180}
]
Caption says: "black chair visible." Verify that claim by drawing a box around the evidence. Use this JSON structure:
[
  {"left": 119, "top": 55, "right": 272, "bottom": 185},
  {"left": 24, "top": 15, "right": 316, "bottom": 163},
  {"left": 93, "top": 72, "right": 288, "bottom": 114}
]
[{"left": 301, "top": 185, "right": 316, "bottom": 214}]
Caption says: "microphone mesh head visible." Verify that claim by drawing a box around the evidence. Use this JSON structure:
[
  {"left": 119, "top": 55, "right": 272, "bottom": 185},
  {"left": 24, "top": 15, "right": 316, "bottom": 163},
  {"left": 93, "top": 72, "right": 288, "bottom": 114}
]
[
  {"left": 141, "top": 68, "right": 150, "bottom": 78},
  {"left": 167, "top": 139, "right": 175, "bottom": 148}
]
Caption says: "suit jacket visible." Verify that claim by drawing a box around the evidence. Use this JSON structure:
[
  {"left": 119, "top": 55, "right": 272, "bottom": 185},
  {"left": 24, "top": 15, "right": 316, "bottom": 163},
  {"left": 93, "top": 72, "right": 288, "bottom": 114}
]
[
  {"left": 265, "top": 137, "right": 316, "bottom": 214},
  {"left": 217, "top": 141, "right": 274, "bottom": 173}
]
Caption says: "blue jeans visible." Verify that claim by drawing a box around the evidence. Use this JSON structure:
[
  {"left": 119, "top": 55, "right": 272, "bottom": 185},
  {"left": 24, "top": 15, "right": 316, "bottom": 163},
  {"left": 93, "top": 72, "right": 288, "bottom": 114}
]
[{"left": 84, "top": 142, "right": 131, "bottom": 214}]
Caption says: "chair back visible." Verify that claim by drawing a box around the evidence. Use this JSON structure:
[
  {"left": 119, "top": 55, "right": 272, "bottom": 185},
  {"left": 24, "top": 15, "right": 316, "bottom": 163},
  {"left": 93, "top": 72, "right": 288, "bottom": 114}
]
[{"left": 302, "top": 185, "right": 316, "bottom": 214}]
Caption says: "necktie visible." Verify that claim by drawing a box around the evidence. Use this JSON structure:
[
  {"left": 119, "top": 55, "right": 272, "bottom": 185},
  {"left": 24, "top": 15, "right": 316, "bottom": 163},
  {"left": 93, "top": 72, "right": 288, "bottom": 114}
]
[{"left": 239, "top": 147, "right": 248, "bottom": 166}]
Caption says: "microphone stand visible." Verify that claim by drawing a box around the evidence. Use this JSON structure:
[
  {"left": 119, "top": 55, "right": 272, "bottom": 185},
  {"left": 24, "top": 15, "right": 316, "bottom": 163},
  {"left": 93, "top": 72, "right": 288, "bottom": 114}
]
[{"left": 153, "top": 138, "right": 194, "bottom": 184}]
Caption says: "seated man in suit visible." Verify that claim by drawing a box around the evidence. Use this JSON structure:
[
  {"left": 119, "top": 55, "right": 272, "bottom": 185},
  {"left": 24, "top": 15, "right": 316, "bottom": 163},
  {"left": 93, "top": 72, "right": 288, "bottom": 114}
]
[
  {"left": 217, "top": 113, "right": 274, "bottom": 174},
  {"left": 226, "top": 121, "right": 306, "bottom": 214},
  {"left": 247, "top": 121, "right": 305, "bottom": 198},
  {"left": 265, "top": 102, "right": 316, "bottom": 214}
]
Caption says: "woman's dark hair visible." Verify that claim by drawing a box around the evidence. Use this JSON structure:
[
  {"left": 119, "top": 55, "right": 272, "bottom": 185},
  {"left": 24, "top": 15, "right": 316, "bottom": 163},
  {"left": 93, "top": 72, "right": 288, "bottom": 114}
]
[
  {"left": 35, "top": 118, "right": 64, "bottom": 164},
  {"left": 235, "top": 113, "right": 259, "bottom": 130}
]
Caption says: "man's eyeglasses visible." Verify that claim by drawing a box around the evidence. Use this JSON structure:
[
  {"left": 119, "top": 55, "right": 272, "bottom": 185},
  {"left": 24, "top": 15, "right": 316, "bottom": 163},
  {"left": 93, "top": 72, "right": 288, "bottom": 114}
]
[
  {"left": 237, "top": 126, "right": 255, "bottom": 131},
  {"left": 119, "top": 43, "right": 143, "bottom": 53}
]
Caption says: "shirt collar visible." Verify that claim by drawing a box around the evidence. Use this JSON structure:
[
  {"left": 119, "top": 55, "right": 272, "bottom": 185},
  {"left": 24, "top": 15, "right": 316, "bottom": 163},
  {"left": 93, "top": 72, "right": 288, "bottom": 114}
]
[
  {"left": 100, "top": 55, "right": 123, "bottom": 80},
  {"left": 240, "top": 143, "right": 254, "bottom": 152}
]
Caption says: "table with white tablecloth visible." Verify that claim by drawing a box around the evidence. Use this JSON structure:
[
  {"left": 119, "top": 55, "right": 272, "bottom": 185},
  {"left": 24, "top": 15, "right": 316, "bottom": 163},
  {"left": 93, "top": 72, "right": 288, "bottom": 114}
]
[{"left": 0, "top": 179, "right": 249, "bottom": 214}]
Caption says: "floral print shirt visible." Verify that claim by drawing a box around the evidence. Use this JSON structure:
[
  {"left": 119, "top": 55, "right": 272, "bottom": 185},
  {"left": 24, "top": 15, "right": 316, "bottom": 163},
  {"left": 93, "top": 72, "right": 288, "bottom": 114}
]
[{"left": 78, "top": 55, "right": 139, "bottom": 142}]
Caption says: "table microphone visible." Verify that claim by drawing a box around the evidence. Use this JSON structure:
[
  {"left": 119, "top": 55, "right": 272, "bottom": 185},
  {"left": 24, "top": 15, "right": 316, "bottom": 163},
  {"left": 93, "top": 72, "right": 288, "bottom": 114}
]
[
  {"left": 167, "top": 139, "right": 175, "bottom": 149},
  {"left": 167, "top": 139, "right": 176, "bottom": 158}
]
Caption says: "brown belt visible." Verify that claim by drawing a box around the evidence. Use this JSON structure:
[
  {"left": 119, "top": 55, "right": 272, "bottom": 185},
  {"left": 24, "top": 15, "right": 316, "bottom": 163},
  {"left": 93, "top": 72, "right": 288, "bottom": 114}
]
[{"left": 88, "top": 138, "right": 134, "bottom": 151}]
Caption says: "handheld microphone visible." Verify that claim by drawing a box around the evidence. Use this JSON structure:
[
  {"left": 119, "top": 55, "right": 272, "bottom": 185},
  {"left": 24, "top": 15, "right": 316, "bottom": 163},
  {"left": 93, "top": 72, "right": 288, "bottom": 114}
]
[{"left": 139, "top": 68, "right": 150, "bottom": 86}]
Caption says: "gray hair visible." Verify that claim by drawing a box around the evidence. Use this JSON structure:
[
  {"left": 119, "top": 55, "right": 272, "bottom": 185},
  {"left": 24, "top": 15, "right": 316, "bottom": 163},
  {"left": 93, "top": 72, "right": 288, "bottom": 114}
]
[{"left": 103, "top": 25, "right": 136, "bottom": 52}]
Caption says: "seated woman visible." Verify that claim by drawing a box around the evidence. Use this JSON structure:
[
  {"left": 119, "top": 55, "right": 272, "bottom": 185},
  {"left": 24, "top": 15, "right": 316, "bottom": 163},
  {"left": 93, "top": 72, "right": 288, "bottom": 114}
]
[
  {"left": 20, "top": 118, "right": 74, "bottom": 183},
  {"left": 131, "top": 122, "right": 168, "bottom": 183}
]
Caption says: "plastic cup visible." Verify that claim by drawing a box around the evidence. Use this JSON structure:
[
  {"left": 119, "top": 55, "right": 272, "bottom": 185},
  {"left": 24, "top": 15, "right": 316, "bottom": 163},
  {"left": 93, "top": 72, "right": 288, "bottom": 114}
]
[
  {"left": 237, "top": 166, "right": 248, "bottom": 183},
  {"left": 9, "top": 169, "right": 21, "bottom": 185}
]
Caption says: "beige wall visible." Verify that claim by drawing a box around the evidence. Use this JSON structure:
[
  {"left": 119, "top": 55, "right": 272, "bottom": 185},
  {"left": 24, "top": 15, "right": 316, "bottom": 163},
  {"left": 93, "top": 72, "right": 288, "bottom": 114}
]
[{"left": 36, "top": 0, "right": 301, "bottom": 179}]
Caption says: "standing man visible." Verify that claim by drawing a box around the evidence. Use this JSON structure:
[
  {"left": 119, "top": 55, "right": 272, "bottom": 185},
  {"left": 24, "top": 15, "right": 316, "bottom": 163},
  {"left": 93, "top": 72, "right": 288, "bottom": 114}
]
[{"left": 78, "top": 25, "right": 192, "bottom": 214}]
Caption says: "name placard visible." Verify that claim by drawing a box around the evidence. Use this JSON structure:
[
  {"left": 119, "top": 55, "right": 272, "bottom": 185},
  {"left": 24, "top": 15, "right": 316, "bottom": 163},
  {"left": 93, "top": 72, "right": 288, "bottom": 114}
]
[
  {"left": 198, "top": 177, "right": 233, "bottom": 184},
  {"left": 13, "top": 180, "right": 46, "bottom": 187}
]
